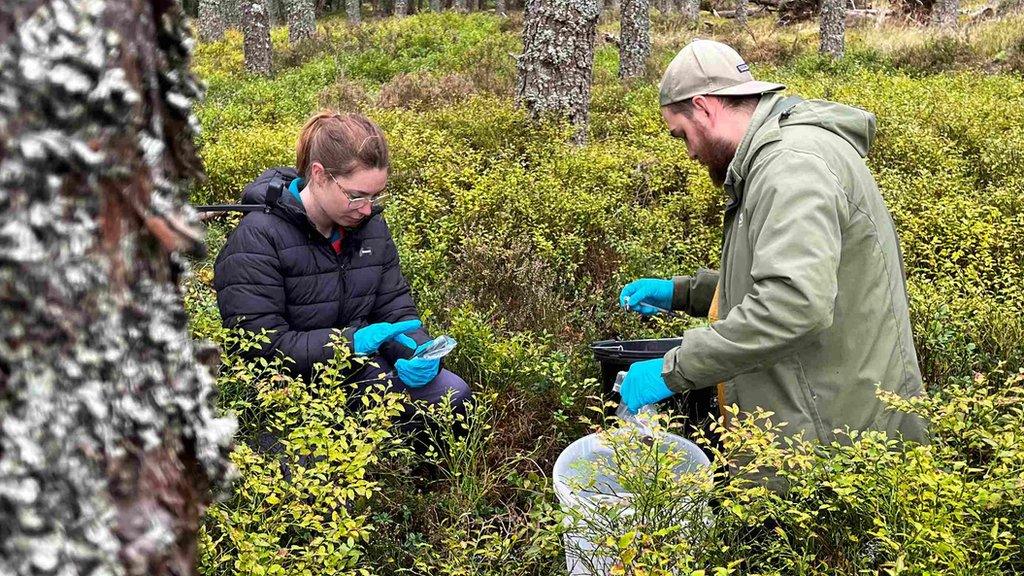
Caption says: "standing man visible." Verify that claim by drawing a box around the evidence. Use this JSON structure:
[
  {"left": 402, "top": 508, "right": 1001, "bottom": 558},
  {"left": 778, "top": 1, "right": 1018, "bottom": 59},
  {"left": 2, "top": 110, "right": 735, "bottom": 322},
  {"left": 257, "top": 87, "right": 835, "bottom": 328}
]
[{"left": 618, "top": 39, "right": 927, "bottom": 444}]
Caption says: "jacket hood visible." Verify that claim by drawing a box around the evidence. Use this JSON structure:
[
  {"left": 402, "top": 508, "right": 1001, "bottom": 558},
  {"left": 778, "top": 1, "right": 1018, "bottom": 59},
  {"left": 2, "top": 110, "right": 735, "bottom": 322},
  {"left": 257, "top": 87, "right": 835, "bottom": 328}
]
[{"left": 731, "top": 94, "right": 877, "bottom": 183}]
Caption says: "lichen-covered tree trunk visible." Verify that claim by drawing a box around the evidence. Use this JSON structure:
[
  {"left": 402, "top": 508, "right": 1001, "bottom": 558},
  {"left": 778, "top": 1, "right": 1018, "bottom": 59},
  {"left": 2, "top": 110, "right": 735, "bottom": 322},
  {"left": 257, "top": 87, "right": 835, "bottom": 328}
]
[
  {"left": 619, "top": 0, "right": 649, "bottom": 79},
  {"left": 496, "top": 0, "right": 508, "bottom": 15},
  {"left": 679, "top": 0, "right": 699, "bottom": 21},
  {"left": 0, "top": 1, "right": 235, "bottom": 575},
  {"left": 453, "top": 0, "right": 468, "bottom": 11},
  {"left": 430, "top": 0, "right": 442, "bottom": 11},
  {"left": 198, "top": 0, "right": 226, "bottom": 40},
  {"left": 395, "top": 0, "right": 408, "bottom": 16},
  {"left": 221, "top": 0, "right": 242, "bottom": 26},
  {"left": 819, "top": 0, "right": 845, "bottom": 58},
  {"left": 241, "top": 0, "right": 272, "bottom": 75},
  {"left": 516, "top": 0, "right": 599, "bottom": 144},
  {"left": 735, "top": 0, "right": 747, "bottom": 24},
  {"left": 287, "top": 0, "right": 316, "bottom": 42},
  {"left": 346, "top": 0, "right": 361, "bottom": 21},
  {"left": 930, "top": 0, "right": 958, "bottom": 29}
]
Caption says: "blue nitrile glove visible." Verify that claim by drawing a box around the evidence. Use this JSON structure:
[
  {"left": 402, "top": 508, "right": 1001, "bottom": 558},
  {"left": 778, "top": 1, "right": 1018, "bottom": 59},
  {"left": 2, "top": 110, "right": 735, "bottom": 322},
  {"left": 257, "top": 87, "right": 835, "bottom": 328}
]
[
  {"left": 619, "top": 358, "right": 674, "bottom": 412},
  {"left": 352, "top": 319, "right": 422, "bottom": 356},
  {"left": 394, "top": 340, "right": 441, "bottom": 388},
  {"left": 619, "top": 278, "right": 674, "bottom": 316}
]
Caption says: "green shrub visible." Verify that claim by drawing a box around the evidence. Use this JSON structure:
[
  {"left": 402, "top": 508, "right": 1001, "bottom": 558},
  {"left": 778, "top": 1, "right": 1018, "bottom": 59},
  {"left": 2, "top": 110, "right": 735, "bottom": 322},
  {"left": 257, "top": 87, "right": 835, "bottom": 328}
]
[
  {"left": 188, "top": 12, "right": 1024, "bottom": 575},
  {"left": 198, "top": 331, "right": 410, "bottom": 576}
]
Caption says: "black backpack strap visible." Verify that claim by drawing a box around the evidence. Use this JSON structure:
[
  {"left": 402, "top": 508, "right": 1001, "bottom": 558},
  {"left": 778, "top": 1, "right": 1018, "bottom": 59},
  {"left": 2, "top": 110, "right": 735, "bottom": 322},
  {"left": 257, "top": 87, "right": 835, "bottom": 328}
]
[
  {"left": 770, "top": 95, "right": 804, "bottom": 121},
  {"left": 264, "top": 173, "right": 285, "bottom": 214}
]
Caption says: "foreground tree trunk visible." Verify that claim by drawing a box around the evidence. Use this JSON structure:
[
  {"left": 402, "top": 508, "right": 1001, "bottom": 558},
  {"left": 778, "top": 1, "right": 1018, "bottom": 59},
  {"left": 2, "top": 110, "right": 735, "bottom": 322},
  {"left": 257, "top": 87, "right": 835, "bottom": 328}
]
[
  {"left": 198, "top": 0, "right": 227, "bottom": 40},
  {"left": 0, "top": 1, "right": 235, "bottom": 575},
  {"left": 931, "top": 0, "right": 958, "bottom": 28},
  {"left": 242, "top": 0, "right": 273, "bottom": 74},
  {"left": 516, "top": 0, "right": 599, "bottom": 144},
  {"left": 619, "top": 0, "right": 650, "bottom": 79},
  {"left": 287, "top": 0, "right": 316, "bottom": 42},
  {"left": 819, "top": 0, "right": 845, "bottom": 58}
]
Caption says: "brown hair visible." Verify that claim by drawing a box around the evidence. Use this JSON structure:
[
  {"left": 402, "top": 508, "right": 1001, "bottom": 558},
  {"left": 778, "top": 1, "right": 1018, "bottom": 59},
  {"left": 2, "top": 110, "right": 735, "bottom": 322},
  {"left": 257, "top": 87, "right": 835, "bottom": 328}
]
[{"left": 295, "top": 111, "right": 390, "bottom": 180}]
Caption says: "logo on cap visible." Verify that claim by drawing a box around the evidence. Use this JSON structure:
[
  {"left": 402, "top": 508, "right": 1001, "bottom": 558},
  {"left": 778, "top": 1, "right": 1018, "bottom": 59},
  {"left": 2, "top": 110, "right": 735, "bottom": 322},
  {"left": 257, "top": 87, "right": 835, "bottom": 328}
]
[{"left": 737, "top": 62, "right": 750, "bottom": 73}]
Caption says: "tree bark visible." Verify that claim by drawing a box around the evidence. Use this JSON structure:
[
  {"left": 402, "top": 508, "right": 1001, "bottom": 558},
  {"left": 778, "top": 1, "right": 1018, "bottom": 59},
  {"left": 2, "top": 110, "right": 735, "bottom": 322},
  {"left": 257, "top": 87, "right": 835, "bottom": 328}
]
[
  {"left": 242, "top": 0, "right": 273, "bottom": 74},
  {"left": 516, "top": 0, "right": 599, "bottom": 144},
  {"left": 198, "top": 0, "right": 227, "bottom": 40},
  {"left": 930, "top": 0, "right": 958, "bottom": 28},
  {"left": 453, "top": 0, "right": 468, "bottom": 11},
  {"left": 497, "top": 0, "right": 508, "bottom": 14},
  {"left": 395, "top": 0, "right": 409, "bottom": 14},
  {"left": 287, "top": 0, "right": 316, "bottom": 42},
  {"left": 619, "top": 0, "right": 650, "bottom": 79},
  {"left": 0, "top": 1, "right": 235, "bottom": 575},
  {"left": 347, "top": 0, "right": 361, "bottom": 21},
  {"left": 430, "top": 0, "right": 442, "bottom": 11},
  {"left": 680, "top": 0, "right": 699, "bottom": 21},
  {"left": 819, "top": 0, "right": 845, "bottom": 58},
  {"left": 735, "top": 0, "right": 748, "bottom": 24}
]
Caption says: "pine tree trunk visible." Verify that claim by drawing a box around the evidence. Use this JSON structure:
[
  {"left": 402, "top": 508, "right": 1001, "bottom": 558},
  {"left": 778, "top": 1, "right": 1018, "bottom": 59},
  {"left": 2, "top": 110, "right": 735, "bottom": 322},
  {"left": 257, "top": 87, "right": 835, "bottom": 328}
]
[
  {"left": 680, "top": 0, "right": 699, "bottom": 21},
  {"left": 288, "top": 0, "right": 316, "bottom": 42},
  {"left": 619, "top": 0, "right": 650, "bottom": 79},
  {"left": 930, "top": 0, "right": 958, "bottom": 29},
  {"left": 497, "top": 0, "right": 508, "bottom": 14},
  {"left": 347, "top": 0, "right": 361, "bottom": 21},
  {"left": 735, "top": 0, "right": 747, "bottom": 25},
  {"left": 242, "top": 0, "right": 273, "bottom": 74},
  {"left": 516, "top": 0, "right": 599, "bottom": 144},
  {"left": 199, "top": 0, "right": 227, "bottom": 39},
  {"left": 430, "top": 0, "right": 442, "bottom": 10},
  {"left": 221, "top": 0, "right": 242, "bottom": 26},
  {"left": 819, "top": 0, "right": 845, "bottom": 58},
  {"left": 453, "top": 0, "right": 468, "bottom": 11},
  {"left": 395, "top": 0, "right": 409, "bottom": 15},
  {"left": 0, "top": 1, "right": 235, "bottom": 575}
]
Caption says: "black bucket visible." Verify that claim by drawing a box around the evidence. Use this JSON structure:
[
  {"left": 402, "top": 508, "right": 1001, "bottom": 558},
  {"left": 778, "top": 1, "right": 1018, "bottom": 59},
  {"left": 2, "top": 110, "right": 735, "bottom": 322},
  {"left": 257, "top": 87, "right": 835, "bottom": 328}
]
[{"left": 591, "top": 338, "right": 718, "bottom": 441}]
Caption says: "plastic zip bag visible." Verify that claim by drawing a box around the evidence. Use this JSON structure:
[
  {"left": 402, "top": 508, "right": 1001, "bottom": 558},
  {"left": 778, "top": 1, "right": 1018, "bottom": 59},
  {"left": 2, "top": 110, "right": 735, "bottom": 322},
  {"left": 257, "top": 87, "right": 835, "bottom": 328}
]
[
  {"left": 612, "top": 371, "right": 656, "bottom": 438},
  {"left": 413, "top": 334, "right": 458, "bottom": 361}
]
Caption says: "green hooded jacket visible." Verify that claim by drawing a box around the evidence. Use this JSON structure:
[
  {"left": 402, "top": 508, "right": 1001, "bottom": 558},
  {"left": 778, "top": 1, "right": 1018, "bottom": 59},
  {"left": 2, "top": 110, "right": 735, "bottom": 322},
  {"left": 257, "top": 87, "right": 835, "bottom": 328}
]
[{"left": 663, "top": 93, "right": 928, "bottom": 445}]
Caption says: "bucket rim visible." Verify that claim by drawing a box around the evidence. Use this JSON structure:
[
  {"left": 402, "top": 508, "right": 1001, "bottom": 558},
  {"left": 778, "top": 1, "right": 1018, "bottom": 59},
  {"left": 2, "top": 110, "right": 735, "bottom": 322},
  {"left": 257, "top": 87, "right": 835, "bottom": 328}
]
[
  {"left": 552, "top": 431, "right": 711, "bottom": 512},
  {"left": 590, "top": 338, "right": 685, "bottom": 351}
]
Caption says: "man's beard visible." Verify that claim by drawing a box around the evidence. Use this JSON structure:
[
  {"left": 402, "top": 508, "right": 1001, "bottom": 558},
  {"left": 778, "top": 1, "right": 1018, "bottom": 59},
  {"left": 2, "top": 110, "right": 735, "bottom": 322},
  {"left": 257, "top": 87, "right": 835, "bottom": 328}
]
[{"left": 701, "top": 132, "right": 738, "bottom": 188}]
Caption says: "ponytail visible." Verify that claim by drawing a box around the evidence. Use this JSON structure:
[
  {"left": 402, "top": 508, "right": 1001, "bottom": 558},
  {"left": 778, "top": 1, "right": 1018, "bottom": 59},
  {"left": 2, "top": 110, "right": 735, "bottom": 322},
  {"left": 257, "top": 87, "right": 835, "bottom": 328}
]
[{"left": 295, "top": 110, "right": 390, "bottom": 180}]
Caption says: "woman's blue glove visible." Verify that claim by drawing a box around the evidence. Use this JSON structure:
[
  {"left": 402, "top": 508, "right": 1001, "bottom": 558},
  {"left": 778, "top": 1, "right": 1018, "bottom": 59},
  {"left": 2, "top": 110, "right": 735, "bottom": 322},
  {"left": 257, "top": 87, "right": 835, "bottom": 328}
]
[
  {"left": 619, "top": 278, "right": 674, "bottom": 316},
  {"left": 619, "top": 358, "right": 674, "bottom": 412},
  {"left": 352, "top": 319, "right": 422, "bottom": 356},
  {"left": 393, "top": 337, "right": 441, "bottom": 388}
]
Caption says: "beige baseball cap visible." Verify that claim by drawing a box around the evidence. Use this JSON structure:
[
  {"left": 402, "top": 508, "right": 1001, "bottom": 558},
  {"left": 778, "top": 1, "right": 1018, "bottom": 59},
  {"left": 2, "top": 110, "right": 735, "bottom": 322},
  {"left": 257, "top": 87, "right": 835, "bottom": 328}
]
[{"left": 659, "top": 39, "right": 785, "bottom": 106}]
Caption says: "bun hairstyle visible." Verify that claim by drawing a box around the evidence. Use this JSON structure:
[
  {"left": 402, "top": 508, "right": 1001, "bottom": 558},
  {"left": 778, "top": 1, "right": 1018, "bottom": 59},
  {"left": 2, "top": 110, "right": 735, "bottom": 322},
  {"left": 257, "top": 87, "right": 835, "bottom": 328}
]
[{"left": 295, "top": 111, "right": 390, "bottom": 181}]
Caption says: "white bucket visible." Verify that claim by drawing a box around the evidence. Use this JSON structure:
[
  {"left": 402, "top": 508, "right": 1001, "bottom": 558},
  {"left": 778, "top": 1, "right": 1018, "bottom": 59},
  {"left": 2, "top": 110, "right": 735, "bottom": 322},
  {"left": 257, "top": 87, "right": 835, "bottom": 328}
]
[{"left": 552, "top": 430, "right": 711, "bottom": 575}]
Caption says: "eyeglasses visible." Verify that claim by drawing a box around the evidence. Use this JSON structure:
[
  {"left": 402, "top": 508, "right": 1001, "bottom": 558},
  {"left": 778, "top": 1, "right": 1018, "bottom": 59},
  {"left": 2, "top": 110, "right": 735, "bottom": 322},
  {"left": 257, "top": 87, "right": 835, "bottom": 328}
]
[{"left": 328, "top": 172, "right": 389, "bottom": 208}]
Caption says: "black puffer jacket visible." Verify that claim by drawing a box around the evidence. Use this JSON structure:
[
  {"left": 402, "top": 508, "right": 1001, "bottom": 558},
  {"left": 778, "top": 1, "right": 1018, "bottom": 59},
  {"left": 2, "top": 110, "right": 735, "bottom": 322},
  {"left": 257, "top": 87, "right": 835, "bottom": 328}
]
[{"left": 214, "top": 167, "right": 429, "bottom": 376}]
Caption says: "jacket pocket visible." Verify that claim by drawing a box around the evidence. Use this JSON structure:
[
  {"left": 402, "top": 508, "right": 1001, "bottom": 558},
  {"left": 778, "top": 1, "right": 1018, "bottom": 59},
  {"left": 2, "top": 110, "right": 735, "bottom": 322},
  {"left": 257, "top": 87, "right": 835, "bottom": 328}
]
[{"left": 792, "top": 356, "right": 830, "bottom": 443}]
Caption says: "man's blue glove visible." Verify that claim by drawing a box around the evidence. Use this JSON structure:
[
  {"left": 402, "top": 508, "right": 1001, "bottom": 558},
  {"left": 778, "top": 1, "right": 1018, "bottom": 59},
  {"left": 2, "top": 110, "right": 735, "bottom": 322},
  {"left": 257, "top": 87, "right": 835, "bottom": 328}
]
[
  {"left": 619, "top": 278, "right": 674, "bottom": 316},
  {"left": 619, "top": 358, "right": 675, "bottom": 412},
  {"left": 393, "top": 337, "right": 441, "bottom": 388},
  {"left": 352, "top": 319, "right": 422, "bottom": 356}
]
